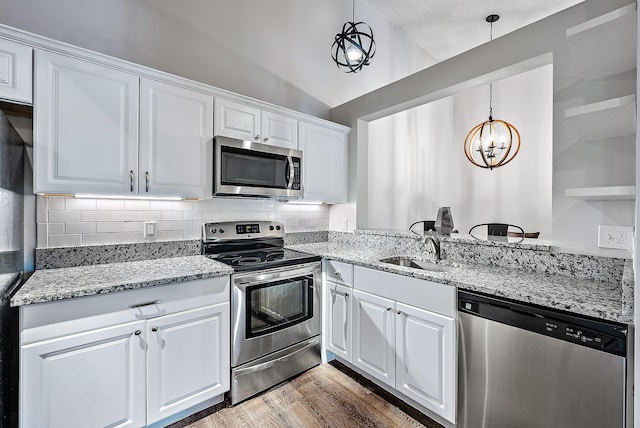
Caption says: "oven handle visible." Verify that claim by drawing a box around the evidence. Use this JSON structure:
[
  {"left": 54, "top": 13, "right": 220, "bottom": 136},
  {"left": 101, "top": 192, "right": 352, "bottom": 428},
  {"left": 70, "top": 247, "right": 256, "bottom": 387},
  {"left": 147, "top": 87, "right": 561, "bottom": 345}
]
[
  {"left": 233, "top": 262, "right": 321, "bottom": 288},
  {"left": 233, "top": 339, "right": 318, "bottom": 376}
]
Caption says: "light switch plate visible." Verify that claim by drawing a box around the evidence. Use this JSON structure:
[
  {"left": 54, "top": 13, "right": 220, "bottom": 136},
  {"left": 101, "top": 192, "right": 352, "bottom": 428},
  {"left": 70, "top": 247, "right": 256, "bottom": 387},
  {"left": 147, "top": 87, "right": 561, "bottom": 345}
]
[
  {"left": 144, "top": 221, "right": 157, "bottom": 238},
  {"left": 597, "top": 225, "right": 633, "bottom": 251}
]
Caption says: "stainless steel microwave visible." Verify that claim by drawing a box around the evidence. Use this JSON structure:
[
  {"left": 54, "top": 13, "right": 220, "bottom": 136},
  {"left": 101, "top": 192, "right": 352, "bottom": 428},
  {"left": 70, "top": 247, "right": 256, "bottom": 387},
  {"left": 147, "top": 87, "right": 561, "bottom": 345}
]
[{"left": 214, "top": 136, "right": 303, "bottom": 198}]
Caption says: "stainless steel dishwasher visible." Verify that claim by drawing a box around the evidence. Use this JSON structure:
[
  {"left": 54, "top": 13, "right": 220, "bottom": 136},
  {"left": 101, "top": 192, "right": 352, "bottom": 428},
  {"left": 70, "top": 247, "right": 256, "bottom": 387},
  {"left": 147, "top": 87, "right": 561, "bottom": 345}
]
[{"left": 457, "top": 291, "right": 629, "bottom": 428}]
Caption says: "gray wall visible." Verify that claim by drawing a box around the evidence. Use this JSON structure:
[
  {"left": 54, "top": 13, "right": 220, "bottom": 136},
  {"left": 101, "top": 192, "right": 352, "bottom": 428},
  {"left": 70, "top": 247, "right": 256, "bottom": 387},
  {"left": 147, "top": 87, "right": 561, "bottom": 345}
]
[{"left": 330, "top": 0, "right": 636, "bottom": 257}]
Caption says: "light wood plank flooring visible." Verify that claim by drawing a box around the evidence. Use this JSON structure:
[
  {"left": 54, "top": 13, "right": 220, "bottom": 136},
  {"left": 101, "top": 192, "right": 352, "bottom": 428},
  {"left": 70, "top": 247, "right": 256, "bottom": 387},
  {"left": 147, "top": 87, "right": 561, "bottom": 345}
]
[{"left": 179, "top": 362, "right": 443, "bottom": 428}]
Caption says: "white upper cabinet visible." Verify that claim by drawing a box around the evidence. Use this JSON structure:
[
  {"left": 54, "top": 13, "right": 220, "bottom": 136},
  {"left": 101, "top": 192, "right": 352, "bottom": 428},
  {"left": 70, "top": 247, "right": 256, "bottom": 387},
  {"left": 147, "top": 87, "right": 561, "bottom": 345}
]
[
  {"left": 140, "top": 79, "right": 213, "bottom": 197},
  {"left": 214, "top": 98, "right": 260, "bottom": 141},
  {"left": 260, "top": 110, "right": 298, "bottom": 149},
  {"left": 214, "top": 98, "right": 298, "bottom": 149},
  {"left": 298, "top": 121, "right": 348, "bottom": 203},
  {"left": 0, "top": 38, "right": 32, "bottom": 104},
  {"left": 35, "top": 50, "right": 139, "bottom": 195}
]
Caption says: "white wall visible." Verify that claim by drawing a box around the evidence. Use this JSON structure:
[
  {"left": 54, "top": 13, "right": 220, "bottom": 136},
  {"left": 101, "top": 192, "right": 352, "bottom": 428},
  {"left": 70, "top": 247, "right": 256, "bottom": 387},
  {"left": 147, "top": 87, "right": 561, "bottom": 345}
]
[
  {"left": 366, "top": 65, "right": 553, "bottom": 236},
  {"left": 0, "top": 0, "right": 435, "bottom": 115}
]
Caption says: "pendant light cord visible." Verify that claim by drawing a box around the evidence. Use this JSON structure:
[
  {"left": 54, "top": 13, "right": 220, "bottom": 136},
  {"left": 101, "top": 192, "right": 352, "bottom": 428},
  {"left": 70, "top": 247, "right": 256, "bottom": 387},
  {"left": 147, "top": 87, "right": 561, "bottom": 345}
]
[
  {"left": 352, "top": 0, "right": 355, "bottom": 22},
  {"left": 489, "top": 20, "right": 493, "bottom": 120}
]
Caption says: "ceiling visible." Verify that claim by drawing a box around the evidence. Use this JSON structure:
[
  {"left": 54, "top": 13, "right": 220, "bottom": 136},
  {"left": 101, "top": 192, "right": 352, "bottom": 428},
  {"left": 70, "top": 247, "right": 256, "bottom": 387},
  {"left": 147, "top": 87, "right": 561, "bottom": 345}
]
[{"left": 359, "top": 0, "right": 584, "bottom": 61}]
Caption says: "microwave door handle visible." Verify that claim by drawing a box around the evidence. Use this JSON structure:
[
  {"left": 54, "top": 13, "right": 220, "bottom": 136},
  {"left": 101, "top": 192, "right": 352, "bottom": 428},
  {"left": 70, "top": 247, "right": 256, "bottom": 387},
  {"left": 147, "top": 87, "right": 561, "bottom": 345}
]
[{"left": 286, "top": 156, "right": 294, "bottom": 190}]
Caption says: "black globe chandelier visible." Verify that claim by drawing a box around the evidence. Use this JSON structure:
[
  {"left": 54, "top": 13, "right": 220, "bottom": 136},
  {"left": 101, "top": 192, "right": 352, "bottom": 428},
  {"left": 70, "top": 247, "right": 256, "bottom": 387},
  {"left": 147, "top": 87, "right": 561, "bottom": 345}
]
[{"left": 331, "top": 0, "right": 376, "bottom": 73}]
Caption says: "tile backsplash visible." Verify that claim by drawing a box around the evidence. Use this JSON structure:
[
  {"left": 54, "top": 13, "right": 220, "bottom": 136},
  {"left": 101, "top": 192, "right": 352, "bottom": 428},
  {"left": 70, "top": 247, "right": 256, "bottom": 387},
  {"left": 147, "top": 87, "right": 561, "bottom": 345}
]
[{"left": 36, "top": 196, "right": 329, "bottom": 248}]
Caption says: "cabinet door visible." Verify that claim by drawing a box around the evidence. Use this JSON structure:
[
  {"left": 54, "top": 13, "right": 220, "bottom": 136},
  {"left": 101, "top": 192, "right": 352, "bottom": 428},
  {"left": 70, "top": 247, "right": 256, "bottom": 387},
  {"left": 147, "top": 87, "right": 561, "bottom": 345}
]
[
  {"left": 21, "top": 321, "right": 146, "bottom": 428},
  {"left": 298, "top": 121, "right": 348, "bottom": 203},
  {"left": 34, "top": 50, "right": 139, "bottom": 195},
  {"left": 325, "top": 281, "right": 352, "bottom": 361},
  {"left": 395, "top": 302, "right": 456, "bottom": 423},
  {"left": 0, "top": 38, "right": 32, "bottom": 104},
  {"left": 140, "top": 79, "right": 213, "bottom": 197},
  {"left": 261, "top": 110, "right": 298, "bottom": 149},
  {"left": 352, "top": 289, "right": 395, "bottom": 388},
  {"left": 147, "top": 302, "right": 230, "bottom": 424},
  {"left": 214, "top": 98, "right": 260, "bottom": 141}
]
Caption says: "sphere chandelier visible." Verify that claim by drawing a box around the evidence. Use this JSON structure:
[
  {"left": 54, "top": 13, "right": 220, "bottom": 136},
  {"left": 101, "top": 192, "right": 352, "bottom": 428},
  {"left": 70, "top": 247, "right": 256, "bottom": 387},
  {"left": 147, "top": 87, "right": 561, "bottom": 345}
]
[
  {"left": 331, "top": 0, "right": 376, "bottom": 73},
  {"left": 463, "top": 15, "right": 521, "bottom": 170}
]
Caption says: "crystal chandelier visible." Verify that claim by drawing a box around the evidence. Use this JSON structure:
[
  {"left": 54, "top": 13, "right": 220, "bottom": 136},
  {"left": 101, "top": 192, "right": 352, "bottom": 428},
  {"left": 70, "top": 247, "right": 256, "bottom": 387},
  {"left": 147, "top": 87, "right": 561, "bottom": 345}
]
[{"left": 463, "top": 15, "right": 521, "bottom": 170}]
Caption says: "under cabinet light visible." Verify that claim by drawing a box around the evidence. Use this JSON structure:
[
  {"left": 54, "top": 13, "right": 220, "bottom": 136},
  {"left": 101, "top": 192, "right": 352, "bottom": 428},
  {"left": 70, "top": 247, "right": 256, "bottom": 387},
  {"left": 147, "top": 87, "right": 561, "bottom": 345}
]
[{"left": 73, "top": 194, "right": 185, "bottom": 201}]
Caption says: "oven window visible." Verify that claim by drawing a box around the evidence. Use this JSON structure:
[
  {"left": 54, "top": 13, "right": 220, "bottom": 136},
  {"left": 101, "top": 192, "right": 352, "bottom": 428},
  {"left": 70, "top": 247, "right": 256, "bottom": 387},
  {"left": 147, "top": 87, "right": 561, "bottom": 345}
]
[
  {"left": 246, "top": 275, "right": 313, "bottom": 338},
  {"left": 221, "top": 146, "right": 289, "bottom": 189}
]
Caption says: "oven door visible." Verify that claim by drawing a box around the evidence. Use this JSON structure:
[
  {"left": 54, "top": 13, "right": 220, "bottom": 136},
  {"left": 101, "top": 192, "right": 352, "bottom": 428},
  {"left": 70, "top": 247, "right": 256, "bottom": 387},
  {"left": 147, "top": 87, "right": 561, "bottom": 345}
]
[
  {"left": 232, "top": 262, "right": 321, "bottom": 367},
  {"left": 215, "top": 136, "right": 302, "bottom": 198}
]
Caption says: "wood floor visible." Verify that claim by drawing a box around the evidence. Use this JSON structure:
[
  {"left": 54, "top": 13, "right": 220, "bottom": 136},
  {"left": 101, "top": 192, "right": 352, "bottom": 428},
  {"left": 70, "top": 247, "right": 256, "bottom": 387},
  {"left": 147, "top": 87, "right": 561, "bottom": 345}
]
[{"left": 179, "top": 362, "right": 443, "bottom": 428}]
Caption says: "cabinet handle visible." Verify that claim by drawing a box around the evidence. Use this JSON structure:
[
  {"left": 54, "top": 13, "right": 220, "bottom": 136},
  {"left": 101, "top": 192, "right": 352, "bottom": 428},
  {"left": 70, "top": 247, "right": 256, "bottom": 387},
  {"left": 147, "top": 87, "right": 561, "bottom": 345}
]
[
  {"left": 151, "top": 326, "right": 158, "bottom": 332},
  {"left": 386, "top": 307, "right": 392, "bottom": 311},
  {"left": 397, "top": 310, "right": 403, "bottom": 315},
  {"left": 145, "top": 171, "right": 150, "bottom": 193},
  {"left": 334, "top": 271, "right": 341, "bottom": 276},
  {"left": 129, "top": 300, "right": 160, "bottom": 309},
  {"left": 263, "top": 137, "right": 269, "bottom": 142},
  {"left": 134, "top": 330, "right": 141, "bottom": 335},
  {"left": 344, "top": 293, "right": 349, "bottom": 297},
  {"left": 129, "top": 170, "right": 134, "bottom": 192},
  {"left": 254, "top": 135, "right": 260, "bottom": 141}
]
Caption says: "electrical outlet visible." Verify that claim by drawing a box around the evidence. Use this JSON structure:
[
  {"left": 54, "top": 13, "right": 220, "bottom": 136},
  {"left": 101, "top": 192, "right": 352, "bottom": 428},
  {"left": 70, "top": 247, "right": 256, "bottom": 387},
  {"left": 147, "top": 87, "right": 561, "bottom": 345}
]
[
  {"left": 341, "top": 217, "right": 348, "bottom": 230},
  {"left": 597, "top": 225, "right": 634, "bottom": 251},
  {"left": 144, "top": 221, "right": 157, "bottom": 238}
]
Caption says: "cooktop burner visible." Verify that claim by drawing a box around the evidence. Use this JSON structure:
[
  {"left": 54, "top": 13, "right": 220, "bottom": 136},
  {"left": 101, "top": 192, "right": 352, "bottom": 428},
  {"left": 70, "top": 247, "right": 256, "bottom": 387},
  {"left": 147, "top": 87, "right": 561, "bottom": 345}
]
[{"left": 201, "top": 221, "right": 320, "bottom": 272}]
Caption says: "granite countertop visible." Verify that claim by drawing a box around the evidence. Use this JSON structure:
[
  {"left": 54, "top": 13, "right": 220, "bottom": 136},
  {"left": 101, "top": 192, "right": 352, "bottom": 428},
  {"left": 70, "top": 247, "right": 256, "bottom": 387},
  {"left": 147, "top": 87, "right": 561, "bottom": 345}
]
[
  {"left": 11, "top": 256, "right": 233, "bottom": 307},
  {"left": 288, "top": 242, "right": 631, "bottom": 324}
]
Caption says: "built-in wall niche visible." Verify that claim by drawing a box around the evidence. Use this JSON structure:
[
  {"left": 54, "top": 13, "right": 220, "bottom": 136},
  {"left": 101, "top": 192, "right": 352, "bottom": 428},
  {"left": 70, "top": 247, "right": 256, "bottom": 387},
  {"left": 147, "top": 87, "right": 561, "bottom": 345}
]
[{"left": 366, "top": 64, "right": 553, "bottom": 238}]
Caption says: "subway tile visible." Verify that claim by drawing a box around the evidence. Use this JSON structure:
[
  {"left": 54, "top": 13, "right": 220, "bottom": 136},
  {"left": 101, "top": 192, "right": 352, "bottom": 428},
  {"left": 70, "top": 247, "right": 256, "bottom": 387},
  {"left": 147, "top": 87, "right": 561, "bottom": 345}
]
[
  {"left": 202, "top": 211, "right": 221, "bottom": 222},
  {"left": 97, "top": 222, "right": 126, "bottom": 233},
  {"left": 193, "top": 201, "right": 215, "bottom": 211},
  {"left": 36, "top": 223, "right": 48, "bottom": 248},
  {"left": 136, "top": 211, "right": 162, "bottom": 221},
  {"left": 49, "top": 234, "right": 82, "bottom": 247},
  {"left": 82, "top": 233, "right": 113, "bottom": 246},
  {"left": 183, "top": 211, "right": 203, "bottom": 221},
  {"left": 160, "top": 230, "right": 184, "bottom": 241},
  {"left": 48, "top": 223, "right": 65, "bottom": 235},
  {"left": 65, "top": 222, "right": 97, "bottom": 234},
  {"left": 184, "top": 229, "right": 200, "bottom": 240},
  {"left": 97, "top": 199, "right": 124, "bottom": 211},
  {"left": 66, "top": 198, "right": 96, "bottom": 210},
  {"left": 284, "top": 218, "right": 300, "bottom": 226},
  {"left": 172, "top": 201, "right": 193, "bottom": 211},
  {"left": 161, "top": 211, "right": 183, "bottom": 221},
  {"left": 149, "top": 200, "right": 173, "bottom": 210},
  {"left": 172, "top": 220, "right": 193, "bottom": 230},
  {"left": 111, "top": 211, "right": 138, "bottom": 221},
  {"left": 110, "top": 232, "right": 142, "bottom": 244},
  {"left": 124, "top": 200, "right": 149, "bottom": 210},
  {"left": 82, "top": 211, "right": 112, "bottom": 221},
  {"left": 49, "top": 210, "right": 82, "bottom": 222},
  {"left": 46, "top": 197, "right": 65, "bottom": 211},
  {"left": 36, "top": 197, "right": 47, "bottom": 222},
  {"left": 156, "top": 221, "right": 174, "bottom": 231}
]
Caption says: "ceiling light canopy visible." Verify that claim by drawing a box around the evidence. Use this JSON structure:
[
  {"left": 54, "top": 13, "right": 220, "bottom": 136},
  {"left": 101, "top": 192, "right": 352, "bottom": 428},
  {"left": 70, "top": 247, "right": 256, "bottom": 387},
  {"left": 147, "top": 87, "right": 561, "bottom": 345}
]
[
  {"left": 331, "top": 0, "right": 376, "bottom": 73},
  {"left": 463, "top": 14, "right": 521, "bottom": 170}
]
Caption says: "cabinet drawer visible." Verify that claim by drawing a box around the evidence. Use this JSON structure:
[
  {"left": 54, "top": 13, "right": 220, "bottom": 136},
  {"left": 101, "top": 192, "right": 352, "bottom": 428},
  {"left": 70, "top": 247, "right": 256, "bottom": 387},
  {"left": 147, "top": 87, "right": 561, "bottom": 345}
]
[
  {"left": 354, "top": 266, "right": 455, "bottom": 317},
  {"left": 325, "top": 260, "right": 353, "bottom": 286}
]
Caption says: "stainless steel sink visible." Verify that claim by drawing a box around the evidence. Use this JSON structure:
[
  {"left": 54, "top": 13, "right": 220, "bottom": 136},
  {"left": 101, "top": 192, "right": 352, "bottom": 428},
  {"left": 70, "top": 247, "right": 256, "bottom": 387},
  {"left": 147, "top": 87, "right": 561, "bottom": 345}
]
[{"left": 379, "top": 256, "right": 455, "bottom": 273}]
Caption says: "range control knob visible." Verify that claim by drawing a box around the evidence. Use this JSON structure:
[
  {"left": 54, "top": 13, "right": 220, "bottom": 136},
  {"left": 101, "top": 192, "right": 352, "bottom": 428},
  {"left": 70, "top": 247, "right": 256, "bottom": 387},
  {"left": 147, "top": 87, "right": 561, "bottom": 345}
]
[
  {"left": 269, "top": 225, "right": 275, "bottom": 231},
  {"left": 276, "top": 225, "right": 281, "bottom": 231},
  {"left": 209, "top": 227, "right": 217, "bottom": 234},
  {"left": 219, "top": 228, "right": 225, "bottom": 234}
]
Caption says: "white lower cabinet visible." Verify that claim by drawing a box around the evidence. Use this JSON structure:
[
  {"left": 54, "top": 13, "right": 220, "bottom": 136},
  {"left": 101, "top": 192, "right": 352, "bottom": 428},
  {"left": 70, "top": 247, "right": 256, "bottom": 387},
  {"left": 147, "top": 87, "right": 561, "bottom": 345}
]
[
  {"left": 20, "top": 277, "right": 230, "bottom": 428},
  {"left": 21, "top": 321, "right": 147, "bottom": 428},
  {"left": 325, "top": 281, "right": 353, "bottom": 361}
]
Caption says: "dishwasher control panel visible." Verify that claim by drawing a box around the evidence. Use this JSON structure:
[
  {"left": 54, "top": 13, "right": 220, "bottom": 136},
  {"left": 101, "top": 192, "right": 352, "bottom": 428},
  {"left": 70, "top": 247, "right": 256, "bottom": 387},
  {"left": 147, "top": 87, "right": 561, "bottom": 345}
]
[{"left": 459, "top": 291, "right": 627, "bottom": 357}]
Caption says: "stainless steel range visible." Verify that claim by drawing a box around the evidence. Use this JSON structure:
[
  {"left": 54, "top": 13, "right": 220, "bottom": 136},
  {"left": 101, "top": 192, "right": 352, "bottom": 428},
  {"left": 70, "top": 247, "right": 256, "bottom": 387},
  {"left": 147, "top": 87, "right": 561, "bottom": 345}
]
[{"left": 202, "top": 220, "right": 322, "bottom": 404}]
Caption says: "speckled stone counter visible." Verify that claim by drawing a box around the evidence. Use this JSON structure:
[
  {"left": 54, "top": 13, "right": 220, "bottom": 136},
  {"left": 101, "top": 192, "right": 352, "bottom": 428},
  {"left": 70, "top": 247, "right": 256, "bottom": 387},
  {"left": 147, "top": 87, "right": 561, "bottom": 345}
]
[
  {"left": 11, "top": 256, "right": 232, "bottom": 307},
  {"left": 288, "top": 241, "right": 631, "bottom": 324}
]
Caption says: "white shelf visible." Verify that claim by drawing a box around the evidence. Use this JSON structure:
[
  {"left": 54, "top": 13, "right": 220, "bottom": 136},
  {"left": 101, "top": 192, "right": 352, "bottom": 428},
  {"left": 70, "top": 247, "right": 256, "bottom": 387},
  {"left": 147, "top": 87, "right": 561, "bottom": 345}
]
[
  {"left": 565, "top": 186, "right": 636, "bottom": 200},
  {"left": 565, "top": 95, "right": 636, "bottom": 141},
  {"left": 566, "top": 4, "right": 637, "bottom": 81}
]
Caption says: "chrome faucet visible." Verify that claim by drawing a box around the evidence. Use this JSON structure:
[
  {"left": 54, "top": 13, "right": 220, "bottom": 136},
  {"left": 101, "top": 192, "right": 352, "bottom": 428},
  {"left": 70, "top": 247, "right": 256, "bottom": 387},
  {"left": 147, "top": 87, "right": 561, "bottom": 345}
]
[{"left": 422, "top": 234, "right": 441, "bottom": 261}]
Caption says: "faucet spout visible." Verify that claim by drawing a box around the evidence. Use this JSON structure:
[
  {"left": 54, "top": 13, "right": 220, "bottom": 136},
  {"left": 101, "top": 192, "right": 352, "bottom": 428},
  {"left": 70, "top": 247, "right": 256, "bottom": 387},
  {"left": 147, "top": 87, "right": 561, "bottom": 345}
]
[{"left": 422, "top": 235, "right": 441, "bottom": 261}]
